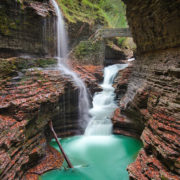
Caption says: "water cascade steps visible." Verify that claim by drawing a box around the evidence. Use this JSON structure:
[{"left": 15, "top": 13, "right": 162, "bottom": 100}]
[
  {"left": 47, "top": 1, "right": 142, "bottom": 179},
  {"left": 85, "top": 64, "right": 128, "bottom": 135}
]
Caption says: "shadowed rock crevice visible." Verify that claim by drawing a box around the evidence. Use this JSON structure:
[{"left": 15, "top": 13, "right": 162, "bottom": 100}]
[
  {"left": 124, "top": 0, "right": 180, "bottom": 54},
  {"left": 0, "top": 0, "right": 56, "bottom": 58}
]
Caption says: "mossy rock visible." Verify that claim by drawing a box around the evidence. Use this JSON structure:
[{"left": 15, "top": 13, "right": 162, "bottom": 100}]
[
  {"left": 0, "top": 2, "right": 21, "bottom": 36},
  {"left": 0, "top": 57, "right": 57, "bottom": 80},
  {"left": 73, "top": 40, "right": 104, "bottom": 65},
  {"left": 0, "top": 59, "right": 17, "bottom": 79},
  {"left": 15, "top": 58, "right": 57, "bottom": 69},
  {"left": 121, "top": 38, "right": 136, "bottom": 50},
  {"left": 116, "top": 37, "right": 136, "bottom": 50},
  {"left": 160, "top": 174, "right": 169, "bottom": 180}
]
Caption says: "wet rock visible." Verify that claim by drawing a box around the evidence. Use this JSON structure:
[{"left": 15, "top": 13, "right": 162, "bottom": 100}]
[
  {"left": 72, "top": 62, "right": 103, "bottom": 94},
  {"left": 0, "top": 0, "right": 56, "bottom": 58},
  {"left": 119, "top": 49, "right": 180, "bottom": 179},
  {"left": 24, "top": 146, "right": 64, "bottom": 179},
  {"left": 112, "top": 61, "right": 145, "bottom": 138},
  {"left": 104, "top": 42, "right": 133, "bottom": 66},
  {"left": 123, "top": 0, "right": 180, "bottom": 54},
  {"left": 128, "top": 149, "right": 180, "bottom": 180},
  {"left": 120, "top": 0, "right": 180, "bottom": 178},
  {"left": 0, "top": 63, "right": 78, "bottom": 179},
  {"left": 0, "top": 57, "right": 103, "bottom": 179}
]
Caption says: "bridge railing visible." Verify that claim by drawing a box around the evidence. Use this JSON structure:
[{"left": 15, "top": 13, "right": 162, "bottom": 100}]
[{"left": 90, "top": 28, "right": 132, "bottom": 41}]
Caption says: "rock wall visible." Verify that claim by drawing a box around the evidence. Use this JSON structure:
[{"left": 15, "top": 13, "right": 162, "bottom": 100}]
[
  {"left": 116, "top": 0, "right": 180, "bottom": 179},
  {"left": 112, "top": 61, "right": 145, "bottom": 138},
  {"left": 124, "top": 0, "right": 180, "bottom": 54},
  {"left": 0, "top": 56, "right": 102, "bottom": 179},
  {"left": 0, "top": 0, "right": 56, "bottom": 58},
  {"left": 0, "top": 57, "right": 80, "bottom": 179},
  {"left": 124, "top": 49, "right": 180, "bottom": 179},
  {"left": 0, "top": 0, "right": 104, "bottom": 179},
  {"left": 0, "top": 57, "right": 99, "bottom": 179}
]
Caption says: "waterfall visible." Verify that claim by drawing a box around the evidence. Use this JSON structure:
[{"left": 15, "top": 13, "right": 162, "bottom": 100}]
[
  {"left": 51, "top": 0, "right": 90, "bottom": 129},
  {"left": 85, "top": 64, "right": 128, "bottom": 135}
]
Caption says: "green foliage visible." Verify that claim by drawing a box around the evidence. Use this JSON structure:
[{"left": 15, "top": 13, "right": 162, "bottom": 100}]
[
  {"left": 0, "top": 58, "right": 57, "bottom": 80},
  {"left": 74, "top": 40, "right": 101, "bottom": 58},
  {"left": 74, "top": 40, "right": 104, "bottom": 64},
  {"left": 160, "top": 175, "right": 169, "bottom": 180},
  {"left": 0, "top": 59, "right": 17, "bottom": 79},
  {"left": 121, "top": 37, "right": 136, "bottom": 50},
  {"left": 117, "top": 37, "right": 126, "bottom": 46},
  {"left": 58, "top": 0, "right": 127, "bottom": 28}
]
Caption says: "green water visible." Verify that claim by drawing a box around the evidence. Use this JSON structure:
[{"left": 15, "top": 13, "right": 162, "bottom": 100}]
[{"left": 41, "top": 135, "right": 142, "bottom": 180}]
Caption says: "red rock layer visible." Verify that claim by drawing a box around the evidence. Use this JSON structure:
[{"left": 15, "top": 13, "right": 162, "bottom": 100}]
[
  {"left": 0, "top": 68, "right": 76, "bottom": 179},
  {"left": 24, "top": 146, "right": 64, "bottom": 180},
  {"left": 112, "top": 61, "right": 144, "bottom": 138},
  {"left": 128, "top": 149, "right": 179, "bottom": 180},
  {"left": 121, "top": 48, "right": 180, "bottom": 179},
  {"left": 72, "top": 62, "right": 103, "bottom": 93},
  {"left": 121, "top": 0, "right": 180, "bottom": 178},
  {"left": 0, "top": 58, "right": 104, "bottom": 179}
]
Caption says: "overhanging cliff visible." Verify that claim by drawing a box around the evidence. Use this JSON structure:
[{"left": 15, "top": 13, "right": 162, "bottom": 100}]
[{"left": 0, "top": 0, "right": 56, "bottom": 58}]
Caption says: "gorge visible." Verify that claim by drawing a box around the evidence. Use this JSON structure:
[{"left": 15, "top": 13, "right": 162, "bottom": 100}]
[{"left": 0, "top": 0, "right": 179, "bottom": 180}]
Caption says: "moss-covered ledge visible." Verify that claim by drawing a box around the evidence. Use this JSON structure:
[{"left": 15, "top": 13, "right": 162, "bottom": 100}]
[{"left": 0, "top": 57, "right": 57, "bottom": 81}]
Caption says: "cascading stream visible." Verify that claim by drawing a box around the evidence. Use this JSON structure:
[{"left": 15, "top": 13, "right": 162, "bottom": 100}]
[
  {"left": 51, "top": 0, "right": 90, "bottom": 128},
  {"left": 85, "top": 64, "right": 128, "bottom": 135},
  {"left": 41, "top": 4, "right": 142, "bottom": 179}
]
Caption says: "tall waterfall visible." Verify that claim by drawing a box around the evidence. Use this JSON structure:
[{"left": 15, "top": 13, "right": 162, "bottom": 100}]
[
  {"left": 85, "top": 64, "right": 128, "bottom": 135},
  {"left": 51, "top": 0, "right": 90, "bottom": 128}
]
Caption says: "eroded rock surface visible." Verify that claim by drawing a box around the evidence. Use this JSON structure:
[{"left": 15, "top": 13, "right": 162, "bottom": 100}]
[
  {"left": 119, "top": 0, "right": 180, "bottom": 178},
  {"left": 0, "top": 61, "right": 79, "bottom": 179},
  {"left": 72, "top": 62, "right": 103, "bottom": 94},
  {"left": 124, "top": 0, "right": 180, "bottom": 54},
  {"left": 125, "top": 49, "right": 180, "bottom": 179},
  {"left": 0, "top": 0, "right": 56, "bottom": 58},
  {"left": 112, "top": 61, "right": 144, "bottom": 138},
  {"left": 0, "top": 56, "right": 103, "bottom": 179},
  {"left": 25, "top": 146, "right": 64, "bottom": 180}
]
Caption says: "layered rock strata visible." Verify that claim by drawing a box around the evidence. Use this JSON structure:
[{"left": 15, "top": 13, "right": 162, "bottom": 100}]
[
  {"left": 124, "top": 0, "right": 180, "bottom": 54},
  {"left": 125, "top": 49, "right": 180, "bottom": 179},
  {"left": 0, "top": 0, "right": 56, "bottom": 58},
  {"left": 0, "top": 57, "right": 102, "bottom": 179},
  {"left": 25, "top": 146, "right": 64, "bottom": 179},
  {"left": 119, "top": 0, "right": 180, "bottom": 179},
  {"left": 0, "top": 58, "right": 79, "bottom": 179},
  {"left": 72, "top": 63, "right": 103, "bottom": 93},
  {"left": 104, "top": 42, "right": 134, "bottom": 66},
  {"left": 112, "top": 62, "right": 145, "bottom": 139}
]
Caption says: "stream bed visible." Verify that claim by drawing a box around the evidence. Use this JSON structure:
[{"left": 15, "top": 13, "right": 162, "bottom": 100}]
[{"left": 41, "top": 135, "right": 142, "bottom": 180}]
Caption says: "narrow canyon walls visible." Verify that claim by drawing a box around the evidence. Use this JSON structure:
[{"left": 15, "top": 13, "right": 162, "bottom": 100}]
[{"left": 118, "top": 0, "right": 180, "bottom": 179}]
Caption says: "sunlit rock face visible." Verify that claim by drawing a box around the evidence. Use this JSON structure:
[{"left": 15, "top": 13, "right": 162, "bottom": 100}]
[
  {"left": 0, "top": 0, "right": 56, "bottom": 58},
  {"left": 120, "top": 0, "right": 180, "bottom": 179}
]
